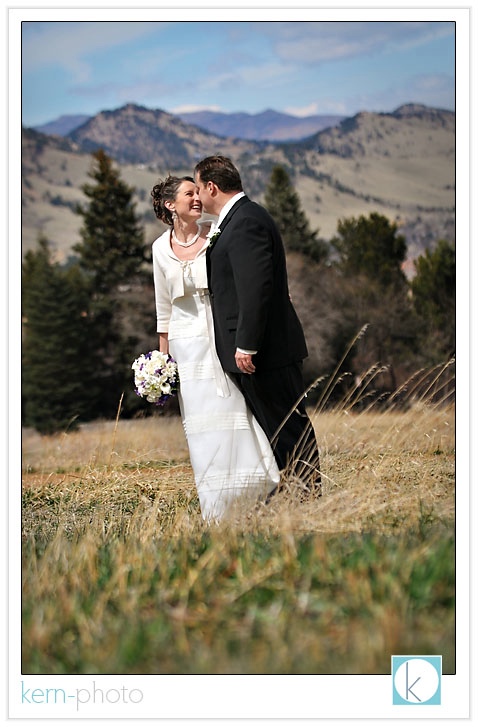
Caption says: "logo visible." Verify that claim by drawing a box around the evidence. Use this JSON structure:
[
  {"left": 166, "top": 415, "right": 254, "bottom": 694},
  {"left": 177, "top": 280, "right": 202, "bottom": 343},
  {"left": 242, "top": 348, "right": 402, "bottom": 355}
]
[{"left": 392, "top": 656, "right": 442, "bottom": 705}]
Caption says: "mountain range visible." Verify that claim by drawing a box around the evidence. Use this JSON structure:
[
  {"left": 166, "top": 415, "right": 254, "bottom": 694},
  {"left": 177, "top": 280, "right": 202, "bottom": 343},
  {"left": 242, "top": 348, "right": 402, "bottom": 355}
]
[
  {"left": 34, "top": 108, "right": 345, "bottom": 142},
  {"left": 22, "top": 102, "right": 455, "bottom": 270}
]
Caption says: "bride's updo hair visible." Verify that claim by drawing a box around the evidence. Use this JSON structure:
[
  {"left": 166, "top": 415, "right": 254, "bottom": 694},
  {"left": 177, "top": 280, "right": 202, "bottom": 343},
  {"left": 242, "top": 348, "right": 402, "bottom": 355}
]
[{"left": 151, "top": 175, "right": 195, "bottom": 226}]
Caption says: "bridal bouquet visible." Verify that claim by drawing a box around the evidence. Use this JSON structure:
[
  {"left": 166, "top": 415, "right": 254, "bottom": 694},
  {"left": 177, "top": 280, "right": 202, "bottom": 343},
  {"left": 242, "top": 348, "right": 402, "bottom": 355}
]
[{"left": 132, "top": 350, "right": 178, "bottom": 406}]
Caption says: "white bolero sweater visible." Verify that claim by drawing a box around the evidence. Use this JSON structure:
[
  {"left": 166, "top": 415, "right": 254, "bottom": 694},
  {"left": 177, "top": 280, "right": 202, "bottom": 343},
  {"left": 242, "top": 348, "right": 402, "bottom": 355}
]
[{"left": 152, "top": 223, "right": 212, "bottom": 333}]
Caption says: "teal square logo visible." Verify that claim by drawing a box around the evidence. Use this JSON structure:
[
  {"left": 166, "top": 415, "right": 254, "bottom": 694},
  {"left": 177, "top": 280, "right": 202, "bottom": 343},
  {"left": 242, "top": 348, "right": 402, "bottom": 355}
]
[{"left": 392, "top": 656, "right": 442, "bottom": 705}]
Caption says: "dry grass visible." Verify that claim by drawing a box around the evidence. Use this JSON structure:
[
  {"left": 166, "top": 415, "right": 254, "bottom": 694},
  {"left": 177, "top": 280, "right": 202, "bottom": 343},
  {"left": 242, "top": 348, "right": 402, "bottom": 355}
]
[
  {"left": 22, "top": 415, "right": 190, "bottom": 473},
  {"left": 22, "top": 403, "right": 454, "bottom": 536},
  {"left": 21, "top": 366, "right": 455, "bottom": 675}
]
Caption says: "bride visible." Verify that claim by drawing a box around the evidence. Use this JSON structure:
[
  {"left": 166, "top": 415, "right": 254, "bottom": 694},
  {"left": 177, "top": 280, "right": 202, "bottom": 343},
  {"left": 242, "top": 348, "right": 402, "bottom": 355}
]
[{"left": 151, "top": 175, "right": 280, "bottom": 521}]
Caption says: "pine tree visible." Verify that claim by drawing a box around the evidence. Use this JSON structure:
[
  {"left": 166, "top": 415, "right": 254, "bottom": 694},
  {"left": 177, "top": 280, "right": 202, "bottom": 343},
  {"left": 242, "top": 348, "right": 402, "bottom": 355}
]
[
  {"left": 264, "top": 165, "right": 328, "bottom": 262},
  {"left": 331, "top": 212, "right": 408, "bottom": 290},
  {"left": 73, "top": 149, "right": 148, "bottom": 294},
  {"left": 22, "top": 238, "right": 102, "bottom": 434},
  {"left": 327, "top": 214, "right": 421, "bottom": 392},
  {"left": 72, "top": 149, "right": 154, "bottom": 418},
  {"left": 411, "top": 239, "right": 455, "bottom": 361}
]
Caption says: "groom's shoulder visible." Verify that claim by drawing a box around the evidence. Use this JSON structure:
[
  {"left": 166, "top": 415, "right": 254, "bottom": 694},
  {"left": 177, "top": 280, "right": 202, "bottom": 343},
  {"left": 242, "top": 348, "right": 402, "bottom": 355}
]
[
  {"left": 240, "top": 197, "right": 271, "bottom": 220},
  {"left": 229, "top": 196, "right": 275, "bottom": 229}
]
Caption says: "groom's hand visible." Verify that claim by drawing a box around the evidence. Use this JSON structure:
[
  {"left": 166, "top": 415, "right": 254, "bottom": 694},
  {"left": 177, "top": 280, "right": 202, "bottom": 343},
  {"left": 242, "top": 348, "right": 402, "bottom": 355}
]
[{"left": 235, "top": 350, "right": 256, "bottom": 374}]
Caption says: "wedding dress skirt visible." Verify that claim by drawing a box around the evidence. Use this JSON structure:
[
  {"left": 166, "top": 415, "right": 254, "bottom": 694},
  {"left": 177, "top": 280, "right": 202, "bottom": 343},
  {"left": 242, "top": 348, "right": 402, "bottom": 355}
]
[{"left": 167, "top": 264, "right": 280, "bottom": 522}]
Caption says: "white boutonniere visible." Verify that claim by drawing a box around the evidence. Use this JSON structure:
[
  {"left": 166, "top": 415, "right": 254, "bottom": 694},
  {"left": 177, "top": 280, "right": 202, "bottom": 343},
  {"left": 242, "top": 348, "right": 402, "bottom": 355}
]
[{"left": 207, "top": 228, "right": 221, "bottom": 246}]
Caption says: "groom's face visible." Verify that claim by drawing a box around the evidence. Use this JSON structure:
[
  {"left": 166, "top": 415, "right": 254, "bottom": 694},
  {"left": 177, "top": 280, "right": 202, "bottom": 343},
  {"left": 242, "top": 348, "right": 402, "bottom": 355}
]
[{"left": 195, "top": 174, "right": 215, "bottom": 214}]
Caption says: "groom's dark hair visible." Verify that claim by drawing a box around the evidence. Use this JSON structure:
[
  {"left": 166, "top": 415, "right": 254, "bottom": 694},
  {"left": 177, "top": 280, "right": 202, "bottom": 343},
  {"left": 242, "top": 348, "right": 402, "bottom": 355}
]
[{"left": 195, "top": 155, "right": 243, "bottom": 193}]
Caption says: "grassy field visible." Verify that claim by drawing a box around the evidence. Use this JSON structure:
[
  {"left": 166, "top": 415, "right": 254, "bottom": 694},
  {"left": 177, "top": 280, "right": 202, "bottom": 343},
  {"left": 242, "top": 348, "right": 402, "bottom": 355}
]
[{"left": 22, "top": 376, "right": 455, "bottom": 675}]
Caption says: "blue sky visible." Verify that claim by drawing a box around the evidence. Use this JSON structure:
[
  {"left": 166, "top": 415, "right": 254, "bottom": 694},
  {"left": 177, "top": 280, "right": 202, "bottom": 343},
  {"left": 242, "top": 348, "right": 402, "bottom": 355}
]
[{"left": 21, "top": 18, "right": 456, "bottom": 127}]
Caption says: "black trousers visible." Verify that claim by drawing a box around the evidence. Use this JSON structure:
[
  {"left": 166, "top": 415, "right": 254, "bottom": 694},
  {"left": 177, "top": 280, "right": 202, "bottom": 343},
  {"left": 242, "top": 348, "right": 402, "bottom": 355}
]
[{"left": 232, "top": 362, "right": 321, "bottom": 485}]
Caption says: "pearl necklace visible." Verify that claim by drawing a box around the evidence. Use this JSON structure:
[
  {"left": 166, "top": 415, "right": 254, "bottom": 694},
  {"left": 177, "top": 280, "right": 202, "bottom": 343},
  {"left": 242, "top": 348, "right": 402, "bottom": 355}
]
[{"left": 172, "top": 224, "right": 201, "bottom": 248}]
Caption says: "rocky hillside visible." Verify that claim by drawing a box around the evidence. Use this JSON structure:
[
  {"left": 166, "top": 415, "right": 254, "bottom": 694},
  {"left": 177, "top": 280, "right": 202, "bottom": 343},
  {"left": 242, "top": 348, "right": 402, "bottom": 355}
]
[
  {"left": 67, "top": 103, "right": 264, "bottom": 166},
  {"left": 274, "top": 103, "right": 456, "bottom": 264},
  {"left": 22, "top": 102, "right": 455, "bottom": 267}
]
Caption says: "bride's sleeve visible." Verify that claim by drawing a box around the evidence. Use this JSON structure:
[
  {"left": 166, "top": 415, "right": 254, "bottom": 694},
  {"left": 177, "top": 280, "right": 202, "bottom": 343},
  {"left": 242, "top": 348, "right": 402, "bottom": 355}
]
[{"left": 152, "top": 243, "right": 172, "bottom": 333}]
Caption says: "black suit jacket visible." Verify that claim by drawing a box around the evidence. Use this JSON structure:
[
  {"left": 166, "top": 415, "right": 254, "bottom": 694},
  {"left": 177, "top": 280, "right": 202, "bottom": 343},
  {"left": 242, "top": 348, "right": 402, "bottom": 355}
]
[{"left": 206, "top": 196, "right": 308, "bottom": 373}]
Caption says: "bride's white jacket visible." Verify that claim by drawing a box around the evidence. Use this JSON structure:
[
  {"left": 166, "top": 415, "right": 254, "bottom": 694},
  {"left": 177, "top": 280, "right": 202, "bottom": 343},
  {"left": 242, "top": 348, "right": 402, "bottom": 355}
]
[{"left": 152, "top": 225, "right": 211, "bottom": 333}]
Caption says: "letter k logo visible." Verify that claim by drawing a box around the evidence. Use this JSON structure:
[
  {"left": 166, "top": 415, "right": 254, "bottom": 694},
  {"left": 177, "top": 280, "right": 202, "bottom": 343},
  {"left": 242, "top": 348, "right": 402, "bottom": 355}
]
[{"left": 392, "top": 656, "right": 442, "bottom": 705}]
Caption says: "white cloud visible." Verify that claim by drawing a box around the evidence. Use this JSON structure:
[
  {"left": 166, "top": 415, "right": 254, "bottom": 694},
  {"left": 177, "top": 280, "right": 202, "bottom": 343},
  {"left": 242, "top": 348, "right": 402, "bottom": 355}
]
[
  {"left": 200, "top": 60, "right": 294, "bottom": 95},
  {"left": 284, "top": 102, "right": 320, "bottom": 118},
  {"left": 263, "top": 21, "right": 454, "bottom": 66},
  {"left": 288, "top": 99, "right": 350, "bottom": 116},
  {"left": 22, "top": 21, "right": 165, "bottom": 80},
  {"left": 171, "top": 104, "right": 222, "bottom": 114}
]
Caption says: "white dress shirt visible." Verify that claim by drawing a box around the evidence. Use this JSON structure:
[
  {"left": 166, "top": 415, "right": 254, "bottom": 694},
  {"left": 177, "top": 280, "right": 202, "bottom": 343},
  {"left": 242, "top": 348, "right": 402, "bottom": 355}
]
[{"left": 216, "top": 191, "right": 245, "bottom": 229}]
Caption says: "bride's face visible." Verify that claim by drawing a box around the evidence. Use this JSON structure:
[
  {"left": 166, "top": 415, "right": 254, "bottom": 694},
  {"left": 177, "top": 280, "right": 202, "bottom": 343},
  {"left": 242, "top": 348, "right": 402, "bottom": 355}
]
[{"left": 173, "top": 181, "right": 202, "bottom": 222}]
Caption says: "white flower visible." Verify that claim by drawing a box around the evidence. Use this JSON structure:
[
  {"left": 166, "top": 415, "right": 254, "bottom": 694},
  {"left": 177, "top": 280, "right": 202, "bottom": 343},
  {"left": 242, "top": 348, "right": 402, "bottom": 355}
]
[
  {"left": 132, "top": 350, "right": 178, "bottom": 406},
  {"left": 207, "top": 227, "right": 221, "bottom": 246}
]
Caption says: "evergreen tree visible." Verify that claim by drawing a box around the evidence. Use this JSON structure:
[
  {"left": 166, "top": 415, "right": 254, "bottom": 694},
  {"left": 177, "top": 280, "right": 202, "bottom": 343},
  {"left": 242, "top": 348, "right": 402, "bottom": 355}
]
[
  {"left": 73, "top": 149, "right": 148, "bottom": 294},
  {"left": 331, "top": 212, "right": 408, "bottom": 290},
  {"left": 411, "top": 239, "right": 455, "bottom": 361},
  {"left": 73, "top": 149, "right": 154, "bottom": 418},
  {"left": 264, "top": 165, "right": 328, "bottom": 262},
  {"left": 22, "top": 238, "right": 102, "bottom": 434},
  {"left": 327, "top": 213, "right": 421, "bottom": 393}
]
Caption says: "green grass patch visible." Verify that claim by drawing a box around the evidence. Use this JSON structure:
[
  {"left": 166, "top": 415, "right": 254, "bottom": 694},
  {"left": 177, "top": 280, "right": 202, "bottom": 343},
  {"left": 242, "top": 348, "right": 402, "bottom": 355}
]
[{"left": 22, "top": 521, "right": 454, "bottom": 675}]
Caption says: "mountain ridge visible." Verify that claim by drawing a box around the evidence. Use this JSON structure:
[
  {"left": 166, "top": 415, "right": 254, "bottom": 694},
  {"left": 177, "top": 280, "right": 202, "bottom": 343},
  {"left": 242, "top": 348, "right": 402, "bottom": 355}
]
[
  {"left": 22, "top": 102, "right": 455, "bottom": 268},
  {"left": 176, "top": 108, "right": 345, "bottom": 141},
  {"left": 66, "top": 103, "right": 264, "bottom": 166},
  {"left": 33, "top": 106, "right": 346, "bottom": 143}
]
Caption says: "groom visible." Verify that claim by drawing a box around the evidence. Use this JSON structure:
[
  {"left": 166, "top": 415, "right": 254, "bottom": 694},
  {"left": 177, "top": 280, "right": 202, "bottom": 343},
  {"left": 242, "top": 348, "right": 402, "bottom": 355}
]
[{"left": 194, "top": 155, "right": 321, "bottom": 492}]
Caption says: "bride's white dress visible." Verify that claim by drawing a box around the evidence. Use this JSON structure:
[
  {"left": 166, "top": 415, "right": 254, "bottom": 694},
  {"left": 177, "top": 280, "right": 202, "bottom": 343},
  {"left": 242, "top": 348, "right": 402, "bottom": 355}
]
[{"left": 152, "top": 223, "right": 280, "bottom": 521}]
